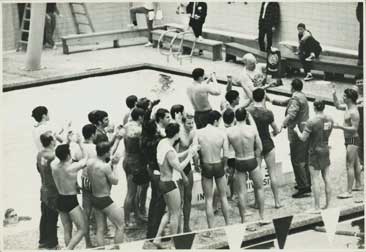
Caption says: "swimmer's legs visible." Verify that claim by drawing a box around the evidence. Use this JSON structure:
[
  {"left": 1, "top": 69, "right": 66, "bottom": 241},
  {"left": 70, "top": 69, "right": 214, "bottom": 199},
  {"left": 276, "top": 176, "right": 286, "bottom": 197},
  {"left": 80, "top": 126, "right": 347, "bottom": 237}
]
[
  {"left": 215, "top": 175, "right": 230, "bottom": 226},
  {"left": 201, "top": 176, "right": 214, "bottom": 228},
  {"left": 233, "top": 170, "right": 248, "bottom": 223}
]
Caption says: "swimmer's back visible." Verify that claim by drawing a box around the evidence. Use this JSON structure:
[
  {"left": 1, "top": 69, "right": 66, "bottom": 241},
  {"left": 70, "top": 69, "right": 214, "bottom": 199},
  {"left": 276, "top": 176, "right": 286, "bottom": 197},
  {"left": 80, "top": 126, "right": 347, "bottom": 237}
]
[{"left": 87, "top": 158, "right": 111, "bottom": 197}]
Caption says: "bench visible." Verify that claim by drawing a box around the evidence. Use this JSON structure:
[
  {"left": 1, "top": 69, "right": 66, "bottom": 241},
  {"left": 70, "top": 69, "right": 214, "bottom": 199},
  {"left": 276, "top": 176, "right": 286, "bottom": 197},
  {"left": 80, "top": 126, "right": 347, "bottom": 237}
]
[
  {"left": 151, "top": 29, "right": 223, "bottom": 61},
  {"left": 165, "top": 23, "right": 257, "bottom": 47},
  {"left": 280, "top": 45, "right": 363, "bottom": 78},
  {"left": 280, "top": 40, "right": 358, "bottom": 59},
  {"left": 61, "top": 28, "right": 150, "bottom": 54},
  {"left": 225, "top": 42, "right": 267, "bottom": 62}
]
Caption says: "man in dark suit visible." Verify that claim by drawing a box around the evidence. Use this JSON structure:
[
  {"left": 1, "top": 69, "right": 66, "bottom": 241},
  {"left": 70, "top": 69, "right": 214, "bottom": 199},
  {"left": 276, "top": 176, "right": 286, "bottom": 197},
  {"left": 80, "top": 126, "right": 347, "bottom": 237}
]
[
  {"left": 185, "top": 2, "right": 207, "bottom": 55},
  {"left": 258, "top": 2, "right": 280, "bottom": 52}
]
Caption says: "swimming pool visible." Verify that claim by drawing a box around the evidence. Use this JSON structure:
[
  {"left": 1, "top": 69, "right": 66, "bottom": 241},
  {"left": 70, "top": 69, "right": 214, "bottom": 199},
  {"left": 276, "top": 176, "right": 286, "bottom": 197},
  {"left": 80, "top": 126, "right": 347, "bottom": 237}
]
[{"left": 2, "top": 68, "right": 348, "bottom": 248}]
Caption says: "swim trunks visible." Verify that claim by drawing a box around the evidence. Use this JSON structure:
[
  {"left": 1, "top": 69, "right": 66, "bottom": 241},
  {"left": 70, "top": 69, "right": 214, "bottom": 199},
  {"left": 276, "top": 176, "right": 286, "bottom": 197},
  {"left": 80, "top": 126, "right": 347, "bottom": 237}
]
[
  {"left": 194, "top": 109, "right": 212, "bottom": 129},
  {"left": 235, "top": 158, "right": 258, "bottom": 173},
  {"left": 201, "top": 162, "right": 225, "bottom": 179},
  {"left": 159, "top": 181, "right": 177, "bottom": 194},
  {"left": 183, "top": 163, "right": 192, "bottom": 176},
  {"left": 57, "top": 194, "right": 79, "bottom": 213},
  {"left": 227, "top": 158, "right": 235, "bottom": 169},
  {"left": 262, "top": 139, "right": 275, "bottom": 156},
  {"left": 90, "top": 196, "right": 114, "bottom": 211},
  {"left": 345, "top": 137, "right": 360, "bottom": 147},
  {"left": 309, "top": 150, "right": 330, "bottom": 171}
]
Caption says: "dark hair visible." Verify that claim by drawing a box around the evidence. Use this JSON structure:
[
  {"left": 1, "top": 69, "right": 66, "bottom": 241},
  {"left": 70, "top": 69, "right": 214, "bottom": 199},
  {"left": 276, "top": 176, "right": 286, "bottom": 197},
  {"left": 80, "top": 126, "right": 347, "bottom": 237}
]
[
  {"left": 313, "top": 100, "right": 325, "bottom": 112},
  {"left": 170, "top": 104, "right": 184, "bottom": 119},
  {"left": 96, "top": 142, "right": 111, "bottom": 157},
  {"left": 94, "top": 110, "right": 108, "bottom": 124},
  {"left": 291, "top": 79, "right": 303, "bottom": 91},
  {"left": 88, "top": 110, "right": 98, "bottom": 124},
  {"left": 252, "top": 88, "right": 265, "bottom": 102},
  {"left": 155, "top": 108, "right": 170, "bottom": 123},
  {"left": 192, "top": 68, "right": 205, "bottom": 81},
  {"left": 126, "top": 95, "right": 138, "bottom": 109},
  {"left": 40, "top": 132, "right": 54, "bottom": 148},
  {"left": 223, "top": 109, "right": 235, "bottom": 125},
  {"left": 225, "top": 90, "right": 239, "bottom": 104},
  {"left": 55, "top": 144, "right": 70, "bottom": 161},
  {"left": 207, "top": 110, "right": 222, "bottom": 125},
  {"left": 82, "top": 124, "right": 97, "bottom": 140},
  {"left": 131, "top": 108, "right": 145, "bottom": 121},
  {"left": 297, "top": 23, "right": 306, "bottom": 29},
  {"left": 5, "top": 208, "right": 15, "bottom": 219},
  {"left": 136, "top": 97, "right": 150, "bottom": 111},
  {"left": 31, "top": 106, "right": 48, "bottom": 122},
  {"left": 165, "top": 123, "right": 180, "bottom": 138},
  {"left": 344, "top": 88, "right": 358, "bottom": 103},
  {"left": 235, "top": 107, "right": 247, "bottom": 122},
  {"left": 182, "top": 114, "right": 194, "bottom": 124}
]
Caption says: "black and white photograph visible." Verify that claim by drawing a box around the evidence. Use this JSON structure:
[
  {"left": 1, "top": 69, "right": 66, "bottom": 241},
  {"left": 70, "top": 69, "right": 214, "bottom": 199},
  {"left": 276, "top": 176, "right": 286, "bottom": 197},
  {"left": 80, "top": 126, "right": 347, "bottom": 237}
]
[{"left": 1, "top": 0, "right": 364, "bottom": 250}]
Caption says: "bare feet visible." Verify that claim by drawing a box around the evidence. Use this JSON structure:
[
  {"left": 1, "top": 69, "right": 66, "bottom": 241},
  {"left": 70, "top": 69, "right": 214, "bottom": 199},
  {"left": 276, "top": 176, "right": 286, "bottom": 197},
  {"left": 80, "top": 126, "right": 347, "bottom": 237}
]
[{"left": 275, "top": 203, "right": 283, "bottom": 209}]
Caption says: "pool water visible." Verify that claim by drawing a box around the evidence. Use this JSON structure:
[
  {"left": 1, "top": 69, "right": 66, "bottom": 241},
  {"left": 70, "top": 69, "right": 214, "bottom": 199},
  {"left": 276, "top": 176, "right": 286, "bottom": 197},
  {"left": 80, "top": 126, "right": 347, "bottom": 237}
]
[{"left": 2, "top": 69, "right": 346, "bottom": 244}]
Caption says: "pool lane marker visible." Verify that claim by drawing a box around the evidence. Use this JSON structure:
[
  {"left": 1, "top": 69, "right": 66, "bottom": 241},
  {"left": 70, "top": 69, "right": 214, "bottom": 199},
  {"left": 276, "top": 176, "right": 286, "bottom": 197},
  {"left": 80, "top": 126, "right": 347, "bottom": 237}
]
[
  {"left": 172, "top": 232, "right": 196, "bottom": 249},
  {"left": 321, "top": 207, "right": 340, "bottom": 246},
  {"left": 272, "top": 215, "right": 293, "bottom": 249},
  {"left": 224, "top": 223, "right": 246, "bottom": 249}
]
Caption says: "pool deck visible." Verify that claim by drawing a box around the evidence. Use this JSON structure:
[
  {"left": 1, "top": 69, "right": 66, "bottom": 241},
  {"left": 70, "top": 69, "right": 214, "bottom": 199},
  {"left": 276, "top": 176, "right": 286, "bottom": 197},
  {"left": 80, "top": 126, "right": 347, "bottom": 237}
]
[
  {"left": 2, "top": 44, "right": 364, "bottom": 250},
  {"left": 2, "top": 42, "right": 359, "bottom": 99}
]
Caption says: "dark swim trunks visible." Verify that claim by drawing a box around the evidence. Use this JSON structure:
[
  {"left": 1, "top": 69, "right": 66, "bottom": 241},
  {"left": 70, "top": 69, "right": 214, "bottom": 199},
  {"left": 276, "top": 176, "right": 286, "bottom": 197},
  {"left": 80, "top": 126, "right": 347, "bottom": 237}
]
[
  {"left": 235, "top": 158, "right": 258, "bottom": 173},
  {"left": 309, "top": 151, "right": 330, "bottom": 171},
  {"left": 345, "top": 137, "right": 361, "bottom": 147},
  {"left": 227, "top": 158, "right": 235, "bottom": 169},
  {"left": 57, "top": 194, "right": 79, "bottom": 213},
  {"left": 183, "top": 163, "right": 192, "bottom": 176},
  {"left": 262, "top": 139, "right": 275, "bottom": 156},
  {"left": 90, "top": 196, "right": 114, "bottom": 211},
  {"left": 159, "top": 181, "right": 177, "bottom": 194},
  {"left": 201, "top": 162, "right": 225, "bottom": 179},
  {"left": 194, "top": 109, "right": 212, "bottom": 129}
]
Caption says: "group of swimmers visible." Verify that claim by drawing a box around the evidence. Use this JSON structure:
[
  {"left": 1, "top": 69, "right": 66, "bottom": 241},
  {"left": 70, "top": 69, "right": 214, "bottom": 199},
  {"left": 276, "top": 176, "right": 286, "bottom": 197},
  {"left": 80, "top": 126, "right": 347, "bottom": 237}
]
[{"left": 32, "top": 55, "right": 363, "bottom": 249}]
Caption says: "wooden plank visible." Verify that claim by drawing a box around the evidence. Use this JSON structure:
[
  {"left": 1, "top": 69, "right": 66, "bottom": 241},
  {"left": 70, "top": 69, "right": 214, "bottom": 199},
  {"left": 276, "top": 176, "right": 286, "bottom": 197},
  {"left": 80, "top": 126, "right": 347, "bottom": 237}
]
[
  {"left": 165, "top": 23, "right": 257, "bottom": 47},
  {"left": 225, "top": 42, "right": 267, "bottom": 60},
  {"left": 152, "top": 30, "right": 222, "bottom": 46},
  {"left": 280, "top": 40, "right": 358, "bottom": 59},
  {"left": 63, "top": 30, "right": 149, "bottom": 46},
  {"left": 281, "top": 46, "right": 362, "bottom": 75}
]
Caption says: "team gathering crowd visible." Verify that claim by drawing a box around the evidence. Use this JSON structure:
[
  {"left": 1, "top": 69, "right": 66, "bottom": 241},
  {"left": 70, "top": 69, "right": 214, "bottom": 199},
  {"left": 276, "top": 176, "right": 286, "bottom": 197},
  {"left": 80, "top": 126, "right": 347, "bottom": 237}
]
[
  {"left": 18, "top": 1, "right": 364, "bottom": 250},
  {"left": 33, "top": 52, "right": 364, "bottom": 249}
]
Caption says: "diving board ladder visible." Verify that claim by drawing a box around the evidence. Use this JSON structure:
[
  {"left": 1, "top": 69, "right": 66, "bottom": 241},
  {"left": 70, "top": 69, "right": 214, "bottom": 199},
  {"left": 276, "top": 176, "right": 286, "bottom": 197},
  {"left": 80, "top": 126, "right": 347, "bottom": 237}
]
[
  {"left": 69, "top": 3, "right": 95, "bottom": 34},
  {"left": 17, "top": 3, "right": 31, "bottom": 51}
]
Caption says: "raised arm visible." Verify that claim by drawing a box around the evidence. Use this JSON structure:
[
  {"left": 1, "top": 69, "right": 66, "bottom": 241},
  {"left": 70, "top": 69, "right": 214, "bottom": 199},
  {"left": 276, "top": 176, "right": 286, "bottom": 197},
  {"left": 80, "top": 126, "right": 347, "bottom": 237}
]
[
  {"left": 67, "top": 158, "right": 87, "bottom": 173},
  {"left": 105, "top": 155, "right": 121, "bottom": 185},
  {"left": 206, "top": 73, "right": 221, "bottom": 96},
  {"left": 332, "top": 84, "right": 346, "bottom": 111}
]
